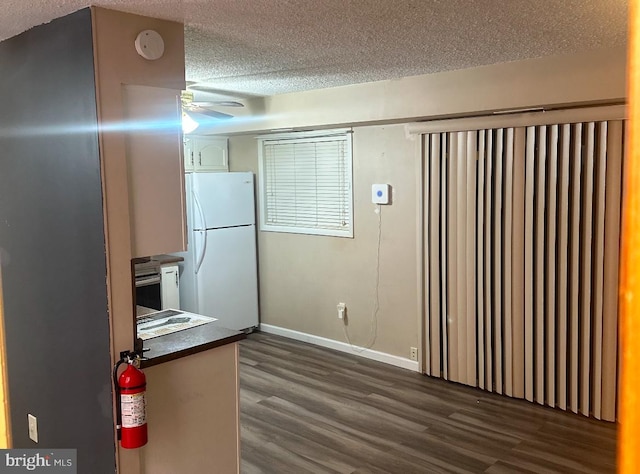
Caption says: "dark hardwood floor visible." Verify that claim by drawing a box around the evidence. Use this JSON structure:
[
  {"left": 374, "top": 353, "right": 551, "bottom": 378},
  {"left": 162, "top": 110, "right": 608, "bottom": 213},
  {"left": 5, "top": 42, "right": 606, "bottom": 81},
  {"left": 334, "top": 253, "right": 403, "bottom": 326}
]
[{"left": 239, "top": 332, "right": 616, "bottom": 474}]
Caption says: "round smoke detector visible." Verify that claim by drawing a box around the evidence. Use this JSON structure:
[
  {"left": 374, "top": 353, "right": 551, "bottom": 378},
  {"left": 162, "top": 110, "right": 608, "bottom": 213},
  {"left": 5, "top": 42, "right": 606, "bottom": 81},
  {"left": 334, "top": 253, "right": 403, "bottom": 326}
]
[{"left": 135, "top": 30, "right": 165, "bottom": 60}]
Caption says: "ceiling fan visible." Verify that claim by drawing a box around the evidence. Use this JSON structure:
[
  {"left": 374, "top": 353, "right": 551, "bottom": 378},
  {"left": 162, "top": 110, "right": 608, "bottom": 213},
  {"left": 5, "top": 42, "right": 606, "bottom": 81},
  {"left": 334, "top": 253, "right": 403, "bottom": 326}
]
[{"left": 180, "top": 89, "right": 244, "bottom": 120}]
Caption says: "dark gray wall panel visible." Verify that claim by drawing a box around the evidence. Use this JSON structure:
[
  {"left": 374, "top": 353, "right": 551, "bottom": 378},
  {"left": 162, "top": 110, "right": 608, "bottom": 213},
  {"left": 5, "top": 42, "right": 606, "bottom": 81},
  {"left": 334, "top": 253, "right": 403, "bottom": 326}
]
[{"left": 0, "top": 8, "right": 116, "bottom": 472}]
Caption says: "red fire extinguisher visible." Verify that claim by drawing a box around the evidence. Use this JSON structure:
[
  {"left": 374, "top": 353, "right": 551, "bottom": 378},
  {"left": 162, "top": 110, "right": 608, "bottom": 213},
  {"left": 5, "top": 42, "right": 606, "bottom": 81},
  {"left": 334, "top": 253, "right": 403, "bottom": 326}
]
[{"left": 113, "top": 353, "right": 148, "bottom": 449}]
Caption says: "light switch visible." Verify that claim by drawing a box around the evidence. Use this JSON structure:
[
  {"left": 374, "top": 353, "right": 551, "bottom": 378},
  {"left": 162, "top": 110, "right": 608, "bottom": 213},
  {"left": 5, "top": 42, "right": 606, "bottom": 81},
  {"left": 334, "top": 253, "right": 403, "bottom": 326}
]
[
  {"left": 372, "top": 184, "right": 390, "bottom": 204},
  {"left": 28, "top": 414, "right": 38, "bottom": 443}
]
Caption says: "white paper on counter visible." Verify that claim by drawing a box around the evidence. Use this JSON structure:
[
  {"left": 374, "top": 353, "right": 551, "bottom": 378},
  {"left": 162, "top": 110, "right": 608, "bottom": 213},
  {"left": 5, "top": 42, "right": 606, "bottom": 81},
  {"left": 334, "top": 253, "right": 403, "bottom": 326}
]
[{"left": 137, "top": 309, "right": 217, "bottom": 340}]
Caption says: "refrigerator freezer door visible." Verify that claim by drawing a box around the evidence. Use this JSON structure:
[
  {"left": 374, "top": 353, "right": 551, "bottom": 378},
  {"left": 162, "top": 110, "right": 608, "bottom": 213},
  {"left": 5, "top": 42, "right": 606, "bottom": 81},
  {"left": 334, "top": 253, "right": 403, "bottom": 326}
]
[
  {"left": 196, "top": 225, "right": 259, "bottom": 330},
  {"left": 192, "top": 172, "right": 255, "bottom": 229}
]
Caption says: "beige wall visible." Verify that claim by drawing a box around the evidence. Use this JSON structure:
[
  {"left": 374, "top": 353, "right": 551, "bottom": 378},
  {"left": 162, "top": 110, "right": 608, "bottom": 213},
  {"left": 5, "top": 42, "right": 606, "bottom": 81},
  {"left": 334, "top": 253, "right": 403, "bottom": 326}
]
[
  {"left": 225, "top": 47, "right": 628, "bottom": 362},
  {"left": 230, "top": 125, "right": 421, "bottom": 358},
  {"left": 205, "top": 47, "right": 626, "bottom": 136}
]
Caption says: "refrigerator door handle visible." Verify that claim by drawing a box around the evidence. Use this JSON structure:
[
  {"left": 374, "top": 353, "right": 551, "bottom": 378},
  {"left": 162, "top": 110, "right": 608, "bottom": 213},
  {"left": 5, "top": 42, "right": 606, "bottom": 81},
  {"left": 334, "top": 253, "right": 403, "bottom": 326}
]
[
  {"left": 195, "top": 229, "right": 208, "bottom": 275},
  {"left": 193, "top": 189, "right": 207, "bottom": 231},
  {"left": 193, "top": 189, "right": 208, "bottom": 274}
]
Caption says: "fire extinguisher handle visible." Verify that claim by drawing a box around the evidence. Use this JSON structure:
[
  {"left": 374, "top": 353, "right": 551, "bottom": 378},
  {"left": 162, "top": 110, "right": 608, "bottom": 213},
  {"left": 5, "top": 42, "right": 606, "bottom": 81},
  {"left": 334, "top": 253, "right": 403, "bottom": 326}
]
[{"left": 122, "top": 347, "right": 150, "bottom": 362}]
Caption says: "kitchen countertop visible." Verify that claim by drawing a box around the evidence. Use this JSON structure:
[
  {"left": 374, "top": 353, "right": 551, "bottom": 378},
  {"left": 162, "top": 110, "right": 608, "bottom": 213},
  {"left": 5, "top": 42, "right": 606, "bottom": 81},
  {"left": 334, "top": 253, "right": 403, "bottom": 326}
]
[
  {"left": 135, "top": 306, "right": 245, "bottom": 368},
  {"left": 139, "top": 322, "right": 245, "bottom": 368}
]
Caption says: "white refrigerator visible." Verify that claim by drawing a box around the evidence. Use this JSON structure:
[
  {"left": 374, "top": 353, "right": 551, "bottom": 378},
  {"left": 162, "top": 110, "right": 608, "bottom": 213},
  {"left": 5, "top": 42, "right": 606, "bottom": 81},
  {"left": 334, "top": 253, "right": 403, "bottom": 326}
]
[{"left": 177, "top": 171, "right": 259, "bottom": 331}]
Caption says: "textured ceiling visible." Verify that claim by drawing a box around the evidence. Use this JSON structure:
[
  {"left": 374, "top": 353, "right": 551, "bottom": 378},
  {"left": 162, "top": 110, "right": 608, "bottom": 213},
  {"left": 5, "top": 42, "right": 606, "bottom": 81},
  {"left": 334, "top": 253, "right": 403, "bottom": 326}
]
[{"left": 0, "top": 0, "right": 629, "bottom": 99}]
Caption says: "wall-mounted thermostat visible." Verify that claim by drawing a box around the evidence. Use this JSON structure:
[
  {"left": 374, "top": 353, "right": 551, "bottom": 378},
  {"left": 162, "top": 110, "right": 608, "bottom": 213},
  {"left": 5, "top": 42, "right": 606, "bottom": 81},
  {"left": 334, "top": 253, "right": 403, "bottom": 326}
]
[{"left": 372, "top": 184, "right": 390, "bottom": 204}]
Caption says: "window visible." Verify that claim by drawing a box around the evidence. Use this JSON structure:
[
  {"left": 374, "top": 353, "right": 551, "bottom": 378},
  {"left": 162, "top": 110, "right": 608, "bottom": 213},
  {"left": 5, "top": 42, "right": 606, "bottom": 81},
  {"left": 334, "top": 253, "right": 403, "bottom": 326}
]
[{"left": 258, "top": 129, "right": 353, "bottom": 237}]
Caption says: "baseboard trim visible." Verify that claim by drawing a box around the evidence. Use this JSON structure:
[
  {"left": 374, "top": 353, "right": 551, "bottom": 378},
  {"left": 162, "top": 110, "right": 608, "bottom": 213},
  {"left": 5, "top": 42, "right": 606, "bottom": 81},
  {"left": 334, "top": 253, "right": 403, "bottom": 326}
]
[{"left": 259, "top": 324, "right": 420, "bottom": 372}]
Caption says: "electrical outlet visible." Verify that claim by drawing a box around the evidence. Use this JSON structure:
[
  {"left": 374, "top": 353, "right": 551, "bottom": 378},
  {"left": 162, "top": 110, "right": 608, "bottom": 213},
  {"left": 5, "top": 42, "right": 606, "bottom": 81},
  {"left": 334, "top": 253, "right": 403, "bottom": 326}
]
[
  {"left": 337, "top": 303, "right": 346, "bottom": 320},
  {"left": 410, "top": 347, "right": 418, "bottom": 361},
  {"left": 28, "top": 414, "right": 38, "bottom": 443}
]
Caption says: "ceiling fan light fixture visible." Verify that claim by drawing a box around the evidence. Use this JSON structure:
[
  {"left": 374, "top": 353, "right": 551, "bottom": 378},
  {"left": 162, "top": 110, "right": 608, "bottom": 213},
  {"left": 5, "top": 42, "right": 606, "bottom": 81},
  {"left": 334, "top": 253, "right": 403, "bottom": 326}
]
[
  {"left": 181, "top": 90, "right": 195, "bottom": 105},
  {"left": 180, "top": 90, "right": 237, "bottom": 120},
  {"left": 182, "top": 112, "right": 199, "bottom": 134}
]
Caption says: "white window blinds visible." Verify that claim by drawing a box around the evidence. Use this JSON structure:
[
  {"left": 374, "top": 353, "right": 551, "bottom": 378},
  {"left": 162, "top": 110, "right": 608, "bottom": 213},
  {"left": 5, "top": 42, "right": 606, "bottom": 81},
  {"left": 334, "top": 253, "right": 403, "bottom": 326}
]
[{"left": 258, "top": 131, "right": 353, "bottom": 237}]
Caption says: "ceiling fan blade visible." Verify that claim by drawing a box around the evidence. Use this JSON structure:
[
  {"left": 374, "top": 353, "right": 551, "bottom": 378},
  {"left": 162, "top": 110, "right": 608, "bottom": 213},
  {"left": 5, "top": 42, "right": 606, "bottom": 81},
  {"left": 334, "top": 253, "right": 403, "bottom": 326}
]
[
  {"left": 192, "top": 109, "right": 234, "bottom": 120},
  {"left": 192, "top": 100, "right": 244, "bottom": 108},
  {"left": 186, "top": 84, "right": 259, "bottom": 100}
]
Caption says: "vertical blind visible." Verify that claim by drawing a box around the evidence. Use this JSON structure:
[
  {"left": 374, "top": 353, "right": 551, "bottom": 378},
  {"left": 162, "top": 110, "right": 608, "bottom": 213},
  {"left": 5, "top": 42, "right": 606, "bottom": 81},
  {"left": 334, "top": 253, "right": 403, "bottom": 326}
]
[
  {"left": 420, "top": 110, "right": 624, "bottom": 422},
  {"left": 260, "top": 133, "right": 353, "bottom": 237}
]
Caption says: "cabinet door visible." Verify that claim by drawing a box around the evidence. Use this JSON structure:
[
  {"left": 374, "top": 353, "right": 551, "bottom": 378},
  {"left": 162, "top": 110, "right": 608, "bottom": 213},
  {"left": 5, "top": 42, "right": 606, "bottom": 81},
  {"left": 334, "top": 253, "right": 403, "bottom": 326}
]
[
  {"left": 161, "top": 265, "right": 180, "bottom": 309},
  {"left": 195, "top": 137, "right": 228, "bottom": 172},
  {"left": 122, "top": 85, "right": 187, "bottom": 257},
  {"left": 183, "top": 138, "right": 195, "bottom": 172}
]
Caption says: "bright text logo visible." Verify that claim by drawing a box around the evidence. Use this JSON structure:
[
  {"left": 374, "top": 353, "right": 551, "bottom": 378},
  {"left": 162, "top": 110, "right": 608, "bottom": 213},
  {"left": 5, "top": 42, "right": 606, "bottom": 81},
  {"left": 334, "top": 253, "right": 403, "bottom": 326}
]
[{"left": 0, "top": 450, "right": 75, "bottom": 473}]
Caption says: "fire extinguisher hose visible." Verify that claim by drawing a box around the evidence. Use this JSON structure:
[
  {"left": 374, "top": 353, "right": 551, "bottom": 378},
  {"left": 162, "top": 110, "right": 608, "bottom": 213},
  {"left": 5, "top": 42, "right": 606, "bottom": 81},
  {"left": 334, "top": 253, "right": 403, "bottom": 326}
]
[{"left": 112, "top": 358, "right": 127, "bottom": 440}]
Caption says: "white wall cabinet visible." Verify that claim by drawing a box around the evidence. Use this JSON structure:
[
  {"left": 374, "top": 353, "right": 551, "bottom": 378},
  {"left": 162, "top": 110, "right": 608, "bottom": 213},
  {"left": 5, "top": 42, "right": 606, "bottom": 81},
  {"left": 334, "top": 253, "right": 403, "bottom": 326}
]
[
  {"left": 183, "top": 137, "right": 194, "bottom": 172},
  {"left": 184, "top": 136, "right": 229, "bottom": 172},
  {"left": 161, "top": 264, "right": 180, "bottom": 309}
]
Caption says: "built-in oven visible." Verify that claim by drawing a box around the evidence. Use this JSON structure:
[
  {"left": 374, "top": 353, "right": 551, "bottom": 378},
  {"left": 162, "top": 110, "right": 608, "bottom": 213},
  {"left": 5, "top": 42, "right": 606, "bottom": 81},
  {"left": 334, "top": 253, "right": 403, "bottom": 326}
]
[{"left": 134, "top": 259, "right": 162, "bottom": 311}]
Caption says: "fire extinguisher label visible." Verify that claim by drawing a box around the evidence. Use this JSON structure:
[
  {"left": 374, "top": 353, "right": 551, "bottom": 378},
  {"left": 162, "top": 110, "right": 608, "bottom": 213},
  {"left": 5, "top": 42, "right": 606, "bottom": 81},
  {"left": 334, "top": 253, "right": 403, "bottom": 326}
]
[{"left": 121, "top": 392, "right": 146, "bottom": 428}]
